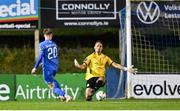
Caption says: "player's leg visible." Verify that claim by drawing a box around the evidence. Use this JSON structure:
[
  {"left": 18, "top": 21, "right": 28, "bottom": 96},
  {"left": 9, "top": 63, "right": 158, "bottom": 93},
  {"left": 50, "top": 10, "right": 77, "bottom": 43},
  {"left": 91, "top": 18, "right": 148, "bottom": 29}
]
[
  {"left": 43, "top": 69, "right": 71, "bottom": 101},
  {"left": 43, "top": 69, "right": 54, "bottom": 89},
  {"left": 53, "top": 79, "right": 72, "bottom": 102},
  {"left": 85, "top": 77, "right": 105, "bottom": 101},
  {"left": 85, "top": 77, "right": 98, "bottom": 101},
  {"left": 53, "top": 79, "right": 65, "bottom": 97},
  {"left": 85, "top": 77, "right": 106, "bottom": 101},
  {"left": 85, "top": 88, "right": 94, "bottom": 101},
  {"left": 94, "top": 77, "right": 105, "bottom": 92},
  {"left": 52, "top": 70, "right": 72, "bottom": 102}
]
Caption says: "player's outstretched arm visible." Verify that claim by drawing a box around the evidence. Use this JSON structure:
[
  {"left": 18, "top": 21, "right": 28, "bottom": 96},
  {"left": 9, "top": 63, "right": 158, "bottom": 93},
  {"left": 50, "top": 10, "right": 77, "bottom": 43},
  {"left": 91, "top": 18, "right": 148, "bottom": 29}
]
[
  {"left": 112, "top": 62, "right": 138, "bottom": 74},
  {"left": 74, "top": 59, "right": 86, "bottom": 70}
]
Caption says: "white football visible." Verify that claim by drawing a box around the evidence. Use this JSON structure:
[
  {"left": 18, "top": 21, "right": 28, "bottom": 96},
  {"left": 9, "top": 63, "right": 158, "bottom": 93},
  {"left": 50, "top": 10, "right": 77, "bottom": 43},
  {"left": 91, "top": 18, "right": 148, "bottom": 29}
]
[{"left": 96, "top": 91, "right": 106, "bottom": 101}]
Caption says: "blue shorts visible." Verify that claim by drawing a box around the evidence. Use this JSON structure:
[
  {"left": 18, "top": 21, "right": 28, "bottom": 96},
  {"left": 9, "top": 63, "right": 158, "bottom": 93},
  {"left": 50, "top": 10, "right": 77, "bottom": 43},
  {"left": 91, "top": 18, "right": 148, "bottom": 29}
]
[{"left": 43, "top": 69, "right": 57, "bottom": 84}]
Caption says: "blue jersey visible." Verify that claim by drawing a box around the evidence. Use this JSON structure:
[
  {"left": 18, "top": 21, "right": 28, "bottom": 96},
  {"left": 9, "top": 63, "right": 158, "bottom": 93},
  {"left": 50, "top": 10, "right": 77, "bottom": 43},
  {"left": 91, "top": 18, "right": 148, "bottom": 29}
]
[{"left": 34, "top": 40, "right": 59, "bottom": 71}]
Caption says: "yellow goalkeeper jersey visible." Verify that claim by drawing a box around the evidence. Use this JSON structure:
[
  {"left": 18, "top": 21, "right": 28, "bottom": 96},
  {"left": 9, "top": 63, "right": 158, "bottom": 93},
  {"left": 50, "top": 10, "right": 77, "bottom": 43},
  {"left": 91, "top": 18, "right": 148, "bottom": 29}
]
[{"left": 83, "top": 53, "right": 113, "bottom": 80}]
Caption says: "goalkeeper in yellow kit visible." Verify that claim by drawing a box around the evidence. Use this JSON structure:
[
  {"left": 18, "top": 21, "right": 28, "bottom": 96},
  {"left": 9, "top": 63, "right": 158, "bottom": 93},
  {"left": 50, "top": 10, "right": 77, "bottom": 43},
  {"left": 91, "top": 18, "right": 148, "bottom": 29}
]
[{"left": 74, "top": 40, "right": 137, "bottom": 101}]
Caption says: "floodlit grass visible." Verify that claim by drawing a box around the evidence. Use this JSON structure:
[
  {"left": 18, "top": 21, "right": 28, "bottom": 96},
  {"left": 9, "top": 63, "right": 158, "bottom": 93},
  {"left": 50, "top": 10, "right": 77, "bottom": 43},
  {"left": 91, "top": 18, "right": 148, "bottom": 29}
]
[{"left": 0, "top": 99, "right": 180, "bottom": 110}]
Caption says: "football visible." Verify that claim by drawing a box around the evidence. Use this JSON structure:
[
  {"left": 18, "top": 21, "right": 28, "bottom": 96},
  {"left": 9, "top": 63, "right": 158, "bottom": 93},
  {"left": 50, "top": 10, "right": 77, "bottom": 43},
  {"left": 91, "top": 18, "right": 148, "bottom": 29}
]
[{"left": 96, "top": 91, "right": 106, "bottom": 101}]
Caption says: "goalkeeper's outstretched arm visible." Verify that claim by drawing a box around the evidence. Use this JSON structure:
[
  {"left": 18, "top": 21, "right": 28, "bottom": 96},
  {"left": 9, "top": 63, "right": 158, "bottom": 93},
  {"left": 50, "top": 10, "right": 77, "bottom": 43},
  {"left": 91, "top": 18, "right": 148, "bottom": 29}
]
[
  {"left": 112, "top": 62, "right": 138, "bottom": 74},
  {"left": 74, "top": 59, "right": 87, "bottom": 70}
]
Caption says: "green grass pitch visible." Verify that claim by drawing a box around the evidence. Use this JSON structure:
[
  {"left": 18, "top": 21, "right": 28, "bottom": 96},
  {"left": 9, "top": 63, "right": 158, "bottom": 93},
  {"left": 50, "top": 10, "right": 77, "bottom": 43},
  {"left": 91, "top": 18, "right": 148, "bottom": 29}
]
[{"left": 0, "top": 99, "right": 180, "bottom": 110}]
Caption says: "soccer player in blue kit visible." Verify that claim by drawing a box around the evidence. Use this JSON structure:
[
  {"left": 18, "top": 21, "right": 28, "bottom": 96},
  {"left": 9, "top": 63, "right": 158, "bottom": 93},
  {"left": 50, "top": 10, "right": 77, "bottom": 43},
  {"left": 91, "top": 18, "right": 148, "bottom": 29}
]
[{"left": 31, "top": 28, "right": 72, "bottom": 102}]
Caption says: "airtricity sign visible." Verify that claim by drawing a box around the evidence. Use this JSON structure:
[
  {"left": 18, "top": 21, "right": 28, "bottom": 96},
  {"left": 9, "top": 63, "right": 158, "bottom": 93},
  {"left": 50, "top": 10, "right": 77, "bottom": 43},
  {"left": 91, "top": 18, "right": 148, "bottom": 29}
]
[
  {"left": 0, "top": 0, "right": 38, "bottom": 22},
  {"left": 0, "top": 83, "right": 79, "bottom": 101},
  {"left": 0, "top": 84, "right": 10, "bottom": 101}
]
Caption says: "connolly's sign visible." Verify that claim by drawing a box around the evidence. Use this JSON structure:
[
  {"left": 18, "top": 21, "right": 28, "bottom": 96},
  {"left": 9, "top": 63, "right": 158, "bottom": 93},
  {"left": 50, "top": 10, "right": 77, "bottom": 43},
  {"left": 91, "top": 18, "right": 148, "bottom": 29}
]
[
  {"left": 56, "top": 0, "right": 116, "bottom": 20},
  {"left": 60, "top": 3, "right": 110, "bottom": 10},
  {"left": 41, "top": 0, "right": 119, "bottom": 28}
]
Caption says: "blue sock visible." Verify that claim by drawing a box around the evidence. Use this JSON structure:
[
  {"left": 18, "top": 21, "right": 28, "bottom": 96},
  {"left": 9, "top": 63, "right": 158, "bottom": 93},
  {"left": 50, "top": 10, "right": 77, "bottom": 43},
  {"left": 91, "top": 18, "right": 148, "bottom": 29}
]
[{"left": 53, "top": 80, "right": 65, "bottom": 97}]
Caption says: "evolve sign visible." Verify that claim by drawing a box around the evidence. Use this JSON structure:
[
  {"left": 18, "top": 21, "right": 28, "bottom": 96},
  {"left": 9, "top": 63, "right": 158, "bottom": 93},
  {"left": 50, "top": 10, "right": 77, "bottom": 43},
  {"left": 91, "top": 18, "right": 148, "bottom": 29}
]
[
  {"left": 56, "top": 0, "right": 116, "bottom": 20},
  {"left": 132, "top": 74, "right": 180, "bottom": 98}
]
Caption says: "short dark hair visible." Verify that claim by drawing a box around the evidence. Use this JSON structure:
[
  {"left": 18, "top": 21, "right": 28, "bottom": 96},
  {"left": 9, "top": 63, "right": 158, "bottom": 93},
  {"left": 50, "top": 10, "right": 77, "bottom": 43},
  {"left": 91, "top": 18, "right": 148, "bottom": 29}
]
[
  {"left": 43, "top": 28, "right": 53, "bottom": 35},
  {"left": 95, "top": 40, "right": 103, "bottom": 45}
]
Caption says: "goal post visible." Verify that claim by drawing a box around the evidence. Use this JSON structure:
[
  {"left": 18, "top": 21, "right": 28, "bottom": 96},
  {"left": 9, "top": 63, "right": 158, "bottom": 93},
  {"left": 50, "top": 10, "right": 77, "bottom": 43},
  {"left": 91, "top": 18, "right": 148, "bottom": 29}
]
[
  {"left": 120, "top": 0, "right": 180, "bottom": 99},
  {"left": 119, "top": 0, "right": 133, "bottom": 98},
  {"left": 126, "top": 0, "right": 132, "bottom": 99}
]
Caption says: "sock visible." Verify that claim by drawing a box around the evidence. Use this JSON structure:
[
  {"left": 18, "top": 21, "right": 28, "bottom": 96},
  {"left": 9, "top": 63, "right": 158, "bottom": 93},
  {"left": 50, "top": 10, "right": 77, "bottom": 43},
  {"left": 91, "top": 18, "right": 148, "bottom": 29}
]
[
  {"left": 86, "top": 96, "right": 92, "bottom": 101},
  {"left": 53, "top": 79, "right": 65, "bottom": 97}
]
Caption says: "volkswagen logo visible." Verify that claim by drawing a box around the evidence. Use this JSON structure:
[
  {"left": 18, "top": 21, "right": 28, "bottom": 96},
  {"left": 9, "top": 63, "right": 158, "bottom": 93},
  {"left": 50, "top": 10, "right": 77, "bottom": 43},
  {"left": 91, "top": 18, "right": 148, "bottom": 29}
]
[{"left": 136, "top": 1, "right": 160, "bottom": 24}]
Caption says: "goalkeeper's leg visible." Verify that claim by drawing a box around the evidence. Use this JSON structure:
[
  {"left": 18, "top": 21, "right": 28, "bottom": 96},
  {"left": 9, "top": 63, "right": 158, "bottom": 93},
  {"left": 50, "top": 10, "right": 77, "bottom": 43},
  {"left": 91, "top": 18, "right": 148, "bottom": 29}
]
[
  {"left": 85, "top": 88, "right": 94, "bottom": 101},
  {"left": 94, "top": 80, "right": 105, "bottom": 92},
  {"left": 85, "top": 81, "right": 104, "bottom": 101},
  {"left": 85, "top": 77, "right": 105, "bottom": 101}
]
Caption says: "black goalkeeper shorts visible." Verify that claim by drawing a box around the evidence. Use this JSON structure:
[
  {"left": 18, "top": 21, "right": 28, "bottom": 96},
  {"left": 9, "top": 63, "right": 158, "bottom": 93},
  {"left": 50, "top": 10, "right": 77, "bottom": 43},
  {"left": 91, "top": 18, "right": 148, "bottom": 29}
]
[{"left": 86, "top": 77, "right": 105, "bottom": 91}]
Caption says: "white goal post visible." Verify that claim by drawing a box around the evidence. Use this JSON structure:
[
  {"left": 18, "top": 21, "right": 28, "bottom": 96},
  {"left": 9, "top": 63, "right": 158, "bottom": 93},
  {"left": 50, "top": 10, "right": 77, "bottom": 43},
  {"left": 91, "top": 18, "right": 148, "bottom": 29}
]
[
  {"left": 120, "top": 0, "right": 180, "bottom": 99},
  {"left": 126, "top": 0, "right": 132, "bottom": 99}
]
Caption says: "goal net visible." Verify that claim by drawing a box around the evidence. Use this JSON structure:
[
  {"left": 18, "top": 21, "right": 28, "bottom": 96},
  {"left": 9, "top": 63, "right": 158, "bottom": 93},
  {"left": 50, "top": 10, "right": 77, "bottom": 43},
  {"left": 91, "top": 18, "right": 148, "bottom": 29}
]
[
  {"left": 132, "top": 1, "right": 180, "bottom": 73},
  {"left": 120, "top": 0, "right": 180, "bottom": 98}
]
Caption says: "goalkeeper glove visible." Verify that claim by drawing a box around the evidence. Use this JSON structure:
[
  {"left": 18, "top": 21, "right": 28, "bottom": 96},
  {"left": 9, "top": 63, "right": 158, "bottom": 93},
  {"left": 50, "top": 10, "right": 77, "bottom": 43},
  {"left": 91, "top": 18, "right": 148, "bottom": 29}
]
[{"left": 124, "top": 65, "right": 138, "bottom": 74}]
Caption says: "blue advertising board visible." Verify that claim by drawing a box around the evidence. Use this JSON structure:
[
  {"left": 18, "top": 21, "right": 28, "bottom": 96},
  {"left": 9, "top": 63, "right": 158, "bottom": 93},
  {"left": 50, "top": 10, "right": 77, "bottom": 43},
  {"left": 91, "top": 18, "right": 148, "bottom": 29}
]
[
  {"left": 0, "top": 0, "right": 39, "bottom": 29},
  {"left": 132, "top": 1, "right": 180, "bottom": 26}
]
